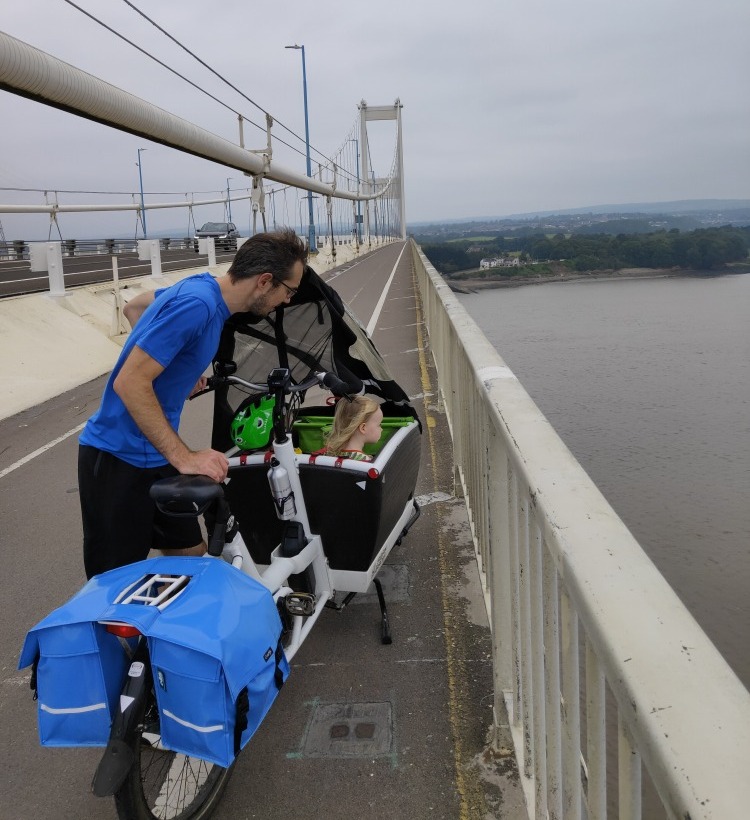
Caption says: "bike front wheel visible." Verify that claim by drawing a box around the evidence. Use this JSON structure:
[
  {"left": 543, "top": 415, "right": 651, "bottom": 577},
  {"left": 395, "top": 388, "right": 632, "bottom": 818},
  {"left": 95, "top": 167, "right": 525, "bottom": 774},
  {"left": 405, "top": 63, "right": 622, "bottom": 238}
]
[{"left": 114, "top": 691, "right": 235, "bottom": 820}]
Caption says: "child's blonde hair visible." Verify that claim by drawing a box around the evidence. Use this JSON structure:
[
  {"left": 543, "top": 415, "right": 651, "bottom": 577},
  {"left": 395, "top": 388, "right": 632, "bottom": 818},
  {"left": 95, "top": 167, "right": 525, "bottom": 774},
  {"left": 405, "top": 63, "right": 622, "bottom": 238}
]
[{"left": 325, "top": 396, "right": 381, "bottom": 455}]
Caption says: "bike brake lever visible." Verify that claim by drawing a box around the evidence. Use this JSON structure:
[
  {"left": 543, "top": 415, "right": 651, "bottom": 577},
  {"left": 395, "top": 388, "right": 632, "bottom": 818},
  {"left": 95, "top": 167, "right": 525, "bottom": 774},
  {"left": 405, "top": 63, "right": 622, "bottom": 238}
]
[{"left": 188, "top": 387, "right": 213, "bottom": 401}]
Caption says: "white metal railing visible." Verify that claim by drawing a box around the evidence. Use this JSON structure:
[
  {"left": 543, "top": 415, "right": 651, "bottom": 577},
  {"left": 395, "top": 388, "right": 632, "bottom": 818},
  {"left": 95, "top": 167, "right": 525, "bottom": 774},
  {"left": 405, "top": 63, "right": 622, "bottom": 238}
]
[{"left": 412, "top": 241, "right": 750, "bottom": 819}]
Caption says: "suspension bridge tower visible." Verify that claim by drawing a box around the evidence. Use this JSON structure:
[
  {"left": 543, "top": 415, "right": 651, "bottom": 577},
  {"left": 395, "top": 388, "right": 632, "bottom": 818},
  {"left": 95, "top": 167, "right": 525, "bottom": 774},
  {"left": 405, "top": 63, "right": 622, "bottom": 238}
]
[{"left": 359, "top": 99, "right": 406, "bottom": 241}]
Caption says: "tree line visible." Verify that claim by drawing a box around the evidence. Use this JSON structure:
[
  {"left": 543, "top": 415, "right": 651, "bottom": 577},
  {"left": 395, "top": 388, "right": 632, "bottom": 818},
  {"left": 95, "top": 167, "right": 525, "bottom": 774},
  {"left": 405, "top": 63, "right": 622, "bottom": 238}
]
[{"left": 419, "top": 225, "right": 750, "bottom": 275}]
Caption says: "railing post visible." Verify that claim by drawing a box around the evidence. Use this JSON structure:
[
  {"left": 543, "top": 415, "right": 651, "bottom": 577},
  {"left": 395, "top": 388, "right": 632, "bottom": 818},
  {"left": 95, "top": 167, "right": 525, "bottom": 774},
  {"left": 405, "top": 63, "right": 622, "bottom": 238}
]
[
  {"left": 586, "top": 644, "right": 607, "bottom": 820},
  {"left": 543, "top": 544, "right": 563, "bottom": 820},
  {"left": 488, "top": 433, "right": 512, "bottom": 699},
  {"left": 137, "top": 239, "right": 163, "bottom": 278},
  {"left": 149, "top": 238, "right": 163, "bottom": 278},
  {"left": 29, "top": 241, "right": 65, "bottom": 295},
  {"left": 110, "top": 256, "right": 128, "bottom": 336},
  {"left": 560, "top": 590, "right": 582, "bottom": 820},
  {"left": 618, "top": 714, "right": 642, "bottom": 820},
  {"left": 197, "top": 237, "right": 217, "bottom": 267},
  {"left": 47, "top": 242, "right": 65, "bottom": 296}
]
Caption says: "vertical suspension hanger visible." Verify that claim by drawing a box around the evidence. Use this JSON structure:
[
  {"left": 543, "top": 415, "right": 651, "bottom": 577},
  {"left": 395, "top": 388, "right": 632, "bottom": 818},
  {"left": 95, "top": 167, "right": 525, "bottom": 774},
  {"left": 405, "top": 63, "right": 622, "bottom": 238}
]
[
  {"left": 326, "top": 195, "right": 336, "bottom": 261},
  {"left": 131, "top": 193, "right": 141, "bottom": 241},
  {"left": 187, "top": 199, "right": 196, "bottom": 238},
  {"left": 251, "top": 175, "right": 266, "bottom": 235},
  {"left": 46, "top": 191, "right": 64, "bottom": 242}
]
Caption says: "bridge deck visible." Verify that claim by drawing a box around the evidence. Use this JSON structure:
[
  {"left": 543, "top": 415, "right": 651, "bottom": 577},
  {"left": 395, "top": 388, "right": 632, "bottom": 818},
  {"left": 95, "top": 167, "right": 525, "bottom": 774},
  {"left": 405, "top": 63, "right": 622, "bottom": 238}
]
[{"left": 0, "top": 242, "right": 527, "bottom": 819}]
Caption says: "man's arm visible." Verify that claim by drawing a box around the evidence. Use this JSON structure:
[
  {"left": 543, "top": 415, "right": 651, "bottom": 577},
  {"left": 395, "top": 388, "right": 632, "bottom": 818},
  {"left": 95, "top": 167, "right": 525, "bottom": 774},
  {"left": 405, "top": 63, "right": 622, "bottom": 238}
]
[
  {"left": 123, "top": 290, "right": 156, "bottom": 330},
  {"left": 113, "top": 346, "right": 229, "bottom": 482}
]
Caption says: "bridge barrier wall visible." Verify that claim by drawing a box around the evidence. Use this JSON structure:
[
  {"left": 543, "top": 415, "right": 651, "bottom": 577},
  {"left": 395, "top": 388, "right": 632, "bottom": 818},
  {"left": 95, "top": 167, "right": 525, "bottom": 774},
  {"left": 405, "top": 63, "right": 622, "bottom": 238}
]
[{"left": 411, "top": 240, "right": 750, "bottom": 819}]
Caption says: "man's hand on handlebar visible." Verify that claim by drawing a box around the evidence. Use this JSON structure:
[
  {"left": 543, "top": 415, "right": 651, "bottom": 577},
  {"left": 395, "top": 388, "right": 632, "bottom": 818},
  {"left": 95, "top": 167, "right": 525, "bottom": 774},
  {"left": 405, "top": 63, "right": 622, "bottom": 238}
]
[
  {"left": 188, "top": 375, "right": 208, "bottom": 398},
  {"left": 174, "top": 449, "right": 229, "bottom": 483}
]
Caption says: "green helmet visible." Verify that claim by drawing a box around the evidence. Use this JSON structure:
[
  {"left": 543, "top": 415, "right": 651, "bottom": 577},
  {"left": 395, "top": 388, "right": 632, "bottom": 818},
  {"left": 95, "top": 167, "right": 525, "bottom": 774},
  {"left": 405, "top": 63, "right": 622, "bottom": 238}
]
[{"left": 230, "top": 395, "right": 275, "bottom": 450}]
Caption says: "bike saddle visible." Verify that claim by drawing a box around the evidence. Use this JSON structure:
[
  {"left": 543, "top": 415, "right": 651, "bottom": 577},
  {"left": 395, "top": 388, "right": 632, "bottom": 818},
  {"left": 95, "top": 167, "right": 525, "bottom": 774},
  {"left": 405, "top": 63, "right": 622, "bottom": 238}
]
[{"left": 149, "top": 475, "right": 223, "bottom": 517}]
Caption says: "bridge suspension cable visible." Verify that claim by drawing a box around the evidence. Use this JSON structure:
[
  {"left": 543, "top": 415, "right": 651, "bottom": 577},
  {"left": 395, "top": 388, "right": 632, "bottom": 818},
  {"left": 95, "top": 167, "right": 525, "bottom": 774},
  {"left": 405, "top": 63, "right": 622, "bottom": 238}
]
[
  {"left": 0, "top": 30, "right": 405, "bottom": 244},
  {"left": 62, "top": 0, "right": 355, "bottom": 180}
]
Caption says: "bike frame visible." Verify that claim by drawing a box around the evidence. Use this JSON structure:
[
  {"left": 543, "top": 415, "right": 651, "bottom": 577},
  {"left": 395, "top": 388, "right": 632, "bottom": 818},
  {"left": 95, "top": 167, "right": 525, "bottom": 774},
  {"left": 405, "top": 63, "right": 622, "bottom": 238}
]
[{"left": 221, "top": 432, "right": 334, "bottom": 662}]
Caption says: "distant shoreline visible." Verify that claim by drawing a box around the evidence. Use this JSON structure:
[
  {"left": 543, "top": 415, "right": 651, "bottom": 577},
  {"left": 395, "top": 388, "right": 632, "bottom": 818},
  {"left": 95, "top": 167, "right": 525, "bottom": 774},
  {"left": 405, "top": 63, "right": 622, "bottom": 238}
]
[{"left": 447, "top": 264, "right": 750, "bottom": 293}]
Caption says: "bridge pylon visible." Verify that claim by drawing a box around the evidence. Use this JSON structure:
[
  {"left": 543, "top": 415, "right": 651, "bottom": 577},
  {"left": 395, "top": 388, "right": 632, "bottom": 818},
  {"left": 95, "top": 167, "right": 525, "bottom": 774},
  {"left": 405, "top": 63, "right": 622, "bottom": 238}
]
[{"left": 359, "top": 100, "right": 406, "bottom": 241}]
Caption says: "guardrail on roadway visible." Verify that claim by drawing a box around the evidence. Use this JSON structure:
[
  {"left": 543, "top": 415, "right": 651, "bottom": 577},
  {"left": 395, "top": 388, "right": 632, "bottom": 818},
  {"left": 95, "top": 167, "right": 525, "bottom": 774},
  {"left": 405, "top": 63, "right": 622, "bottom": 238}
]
[
  {"left": 0, "top": 237, "right": 198, "bottom": 260},
  {"left": 412, "top": 239, "right": 750, "bottom": 819}
]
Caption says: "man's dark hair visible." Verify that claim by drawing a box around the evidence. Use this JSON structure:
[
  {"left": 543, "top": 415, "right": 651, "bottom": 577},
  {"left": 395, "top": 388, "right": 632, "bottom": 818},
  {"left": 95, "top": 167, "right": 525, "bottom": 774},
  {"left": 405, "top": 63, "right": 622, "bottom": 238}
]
[{"left": 228, "top": 228, "right": 308, "bottom": 283}]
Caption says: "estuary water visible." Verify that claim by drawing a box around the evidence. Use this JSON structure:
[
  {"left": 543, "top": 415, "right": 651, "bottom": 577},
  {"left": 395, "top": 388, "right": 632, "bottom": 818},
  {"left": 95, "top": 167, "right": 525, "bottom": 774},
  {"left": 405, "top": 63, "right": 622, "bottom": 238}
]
[{"left": 458, "top": 273, "right": 750, "bottom": 688}]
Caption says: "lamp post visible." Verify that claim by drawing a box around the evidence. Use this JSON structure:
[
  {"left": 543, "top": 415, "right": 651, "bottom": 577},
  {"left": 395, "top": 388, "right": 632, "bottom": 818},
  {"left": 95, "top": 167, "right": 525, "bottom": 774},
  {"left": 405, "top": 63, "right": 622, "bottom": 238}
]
[
  {"left": 299, "top": 194, "right": 319, "bottom": 242},
  {"left": 285, "top": 44, "right": 316, "bottom": 253},
  {"left": 136, "top": 148, "right": 147, "bottom": 238},
  {"left": 226, "top": 178, "right": 233, "bottom": 223}
]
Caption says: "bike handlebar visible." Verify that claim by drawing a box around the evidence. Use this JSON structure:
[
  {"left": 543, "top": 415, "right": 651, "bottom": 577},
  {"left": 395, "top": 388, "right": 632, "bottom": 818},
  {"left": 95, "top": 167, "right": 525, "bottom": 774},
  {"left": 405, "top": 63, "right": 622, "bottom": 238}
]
[
  {"left": 318, "top": 371, "right": 360, "bottom": 397},
  {"left": 192, "top": 369, "right": 361, "bottom": 399}
]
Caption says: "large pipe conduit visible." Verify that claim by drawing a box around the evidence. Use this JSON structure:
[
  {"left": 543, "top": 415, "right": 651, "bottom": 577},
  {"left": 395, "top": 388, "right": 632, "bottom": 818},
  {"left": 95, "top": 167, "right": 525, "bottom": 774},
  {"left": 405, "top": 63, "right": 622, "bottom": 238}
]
[
  {"left": 0, "top": 31, "right": 375, "bottom": 203},
  {"left": 0, "top": 194, "right": 251, "bottom": 215}
]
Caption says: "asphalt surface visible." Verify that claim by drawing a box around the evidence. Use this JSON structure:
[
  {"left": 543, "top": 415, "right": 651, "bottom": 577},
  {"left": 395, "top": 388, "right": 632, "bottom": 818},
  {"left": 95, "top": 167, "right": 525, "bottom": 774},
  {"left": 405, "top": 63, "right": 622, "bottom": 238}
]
[{"left": 0, "top": 242, "right": 526, "bottom": 819}]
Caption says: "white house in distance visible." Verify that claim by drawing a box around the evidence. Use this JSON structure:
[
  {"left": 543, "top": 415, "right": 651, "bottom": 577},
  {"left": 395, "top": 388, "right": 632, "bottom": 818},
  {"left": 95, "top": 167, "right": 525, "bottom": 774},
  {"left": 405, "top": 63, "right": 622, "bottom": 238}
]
[{"left": 479, "top": 256, "right": 520, "bottom": 269}]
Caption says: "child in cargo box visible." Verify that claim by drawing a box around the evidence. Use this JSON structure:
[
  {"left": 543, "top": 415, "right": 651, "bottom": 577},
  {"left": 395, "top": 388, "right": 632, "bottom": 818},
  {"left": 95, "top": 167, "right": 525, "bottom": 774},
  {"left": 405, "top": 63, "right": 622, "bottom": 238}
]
[{"left": 325, "top": 396, "right": 383, "bottom": 462}]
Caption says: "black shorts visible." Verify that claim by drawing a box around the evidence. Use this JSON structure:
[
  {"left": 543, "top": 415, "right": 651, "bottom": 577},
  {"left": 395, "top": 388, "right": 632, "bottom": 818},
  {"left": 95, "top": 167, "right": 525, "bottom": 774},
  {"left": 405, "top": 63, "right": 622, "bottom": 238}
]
[{"left": 79, "top": 445, "right": 203, "bottom": 579}]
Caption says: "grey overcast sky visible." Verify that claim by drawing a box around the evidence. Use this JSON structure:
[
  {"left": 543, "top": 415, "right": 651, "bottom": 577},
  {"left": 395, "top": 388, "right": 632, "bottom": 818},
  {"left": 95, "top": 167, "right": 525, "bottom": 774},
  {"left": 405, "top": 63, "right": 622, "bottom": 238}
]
[{"left": 1, "top": 0, "right": 749, "bottom": 239}]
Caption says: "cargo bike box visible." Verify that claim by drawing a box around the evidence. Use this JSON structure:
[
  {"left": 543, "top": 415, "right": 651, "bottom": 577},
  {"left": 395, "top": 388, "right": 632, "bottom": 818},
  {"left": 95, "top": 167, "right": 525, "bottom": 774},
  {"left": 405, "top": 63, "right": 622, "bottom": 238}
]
[{"left": 225, "top": 408, "right": 421, "bottom": 591}]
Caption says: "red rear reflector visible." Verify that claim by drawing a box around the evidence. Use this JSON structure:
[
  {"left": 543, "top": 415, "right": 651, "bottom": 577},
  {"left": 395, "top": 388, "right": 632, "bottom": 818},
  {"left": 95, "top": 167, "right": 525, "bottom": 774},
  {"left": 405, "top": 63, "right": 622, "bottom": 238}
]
[
  {"left": 367, "top": 468, "right": 380, "bottom": 479},
  {"left": 105, "top": 624, "right": 141, "bottom": 638}
]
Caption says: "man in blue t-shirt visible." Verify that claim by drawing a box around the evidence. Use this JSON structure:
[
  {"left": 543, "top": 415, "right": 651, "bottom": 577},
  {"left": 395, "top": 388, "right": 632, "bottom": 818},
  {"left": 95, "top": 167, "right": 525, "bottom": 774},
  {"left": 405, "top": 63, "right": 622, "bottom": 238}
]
[{"left": 79, "top": 228, "right": 307, "bottom": 578}]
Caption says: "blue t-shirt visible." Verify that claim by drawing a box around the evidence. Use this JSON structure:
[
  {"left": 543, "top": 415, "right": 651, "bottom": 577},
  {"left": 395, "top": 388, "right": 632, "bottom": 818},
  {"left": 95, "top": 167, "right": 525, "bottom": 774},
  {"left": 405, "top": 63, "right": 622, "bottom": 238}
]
[{"left": 80, "top": 273, "right": 230, "bottom": 467}]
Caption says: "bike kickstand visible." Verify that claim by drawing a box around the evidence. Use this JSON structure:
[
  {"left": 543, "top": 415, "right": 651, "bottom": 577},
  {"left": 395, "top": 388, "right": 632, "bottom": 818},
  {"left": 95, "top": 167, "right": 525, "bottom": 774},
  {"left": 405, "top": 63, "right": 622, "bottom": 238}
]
[
  {"left": 325, "top": 591, "right": 357, "bottom": 611},
  {"left": 373, "top": 577, "right": 392, "bottom": 645}
]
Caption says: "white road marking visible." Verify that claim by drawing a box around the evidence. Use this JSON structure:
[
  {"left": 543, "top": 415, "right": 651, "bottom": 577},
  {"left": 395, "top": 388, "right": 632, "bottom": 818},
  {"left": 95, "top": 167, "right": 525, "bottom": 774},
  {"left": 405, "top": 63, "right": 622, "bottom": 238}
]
[
  {"left": 366, "top": 243, "right": 407, "bottom": 336},
  {"left": 0, "top": 421, "right": 86, "bottom": 480}
]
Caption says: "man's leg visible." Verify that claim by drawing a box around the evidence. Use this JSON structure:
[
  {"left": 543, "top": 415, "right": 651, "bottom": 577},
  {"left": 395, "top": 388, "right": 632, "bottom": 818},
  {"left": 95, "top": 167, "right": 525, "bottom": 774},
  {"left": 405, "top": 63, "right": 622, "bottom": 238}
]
[{"left": 79, "top": 445, "right": 154, "bottom": 579}]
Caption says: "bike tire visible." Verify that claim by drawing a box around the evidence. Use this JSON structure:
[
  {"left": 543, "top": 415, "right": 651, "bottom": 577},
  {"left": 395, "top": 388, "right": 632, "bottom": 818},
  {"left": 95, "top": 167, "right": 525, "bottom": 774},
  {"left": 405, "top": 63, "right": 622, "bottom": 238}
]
[{"left": 114, "top": 689, "right": 235, "bottom": 820}]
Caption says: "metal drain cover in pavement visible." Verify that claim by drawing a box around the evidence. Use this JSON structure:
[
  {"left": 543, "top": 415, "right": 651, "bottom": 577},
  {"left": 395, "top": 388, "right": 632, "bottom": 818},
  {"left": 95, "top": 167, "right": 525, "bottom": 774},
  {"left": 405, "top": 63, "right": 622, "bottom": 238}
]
[{"left": 302, "top": 702, "right": 393, "bottom": 757}]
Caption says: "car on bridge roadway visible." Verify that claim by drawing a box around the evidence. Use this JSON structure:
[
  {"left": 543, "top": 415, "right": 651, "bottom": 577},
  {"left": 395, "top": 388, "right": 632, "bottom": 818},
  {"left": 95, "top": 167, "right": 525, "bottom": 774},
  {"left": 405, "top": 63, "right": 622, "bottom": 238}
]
[{"left": 193, "top": 221, "right": 240, "bottom": 252}]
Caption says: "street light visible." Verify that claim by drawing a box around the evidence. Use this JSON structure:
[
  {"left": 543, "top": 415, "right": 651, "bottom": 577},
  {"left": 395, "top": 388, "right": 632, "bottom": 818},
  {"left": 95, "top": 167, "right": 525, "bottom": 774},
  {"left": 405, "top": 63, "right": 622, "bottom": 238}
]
[
  {"left": 136, "top": 148, "right": 147, "bottom": 238},
  {"left": 226, "top": 178, "right": 233, "bottom": 223},
  {"left": 285, "top": 44, "right": 316, "bottom": 253},
  {"left": 298, "top": 194, "right": 319, "bottom": 241}
]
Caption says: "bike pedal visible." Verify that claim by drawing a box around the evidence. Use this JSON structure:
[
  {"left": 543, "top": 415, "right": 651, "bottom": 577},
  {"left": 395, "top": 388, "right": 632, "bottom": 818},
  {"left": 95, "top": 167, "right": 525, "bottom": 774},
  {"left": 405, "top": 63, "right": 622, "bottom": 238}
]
[{"left": 284, "top": 592, "right": 316, "bottom": 617}]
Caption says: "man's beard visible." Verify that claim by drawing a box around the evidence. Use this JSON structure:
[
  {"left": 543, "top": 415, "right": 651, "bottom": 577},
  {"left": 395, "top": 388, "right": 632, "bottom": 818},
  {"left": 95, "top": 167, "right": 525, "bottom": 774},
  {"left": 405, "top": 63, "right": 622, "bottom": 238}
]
[{"left": 244, "top": 292, "right": 275, "bottom": 321}]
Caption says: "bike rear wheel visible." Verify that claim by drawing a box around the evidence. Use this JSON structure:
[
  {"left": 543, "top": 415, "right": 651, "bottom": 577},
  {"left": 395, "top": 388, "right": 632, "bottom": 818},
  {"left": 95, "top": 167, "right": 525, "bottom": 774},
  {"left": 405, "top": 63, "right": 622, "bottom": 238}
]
[{"left": 114, "top": 691, "right": 235, "bottom": 820}]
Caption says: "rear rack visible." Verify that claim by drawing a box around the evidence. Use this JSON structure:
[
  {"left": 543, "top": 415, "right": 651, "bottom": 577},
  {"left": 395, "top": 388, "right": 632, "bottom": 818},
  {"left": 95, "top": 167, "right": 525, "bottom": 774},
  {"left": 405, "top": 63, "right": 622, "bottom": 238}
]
[{"left": 111, "top": 573, "right": 191, "bottom": 610}]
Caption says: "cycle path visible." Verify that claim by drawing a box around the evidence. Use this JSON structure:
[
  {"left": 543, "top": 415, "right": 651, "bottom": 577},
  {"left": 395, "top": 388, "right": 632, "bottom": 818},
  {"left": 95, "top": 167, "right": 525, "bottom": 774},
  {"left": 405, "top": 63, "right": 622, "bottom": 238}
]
[{"left": 0, "top": 241, "right": 526, "bottom": 819}]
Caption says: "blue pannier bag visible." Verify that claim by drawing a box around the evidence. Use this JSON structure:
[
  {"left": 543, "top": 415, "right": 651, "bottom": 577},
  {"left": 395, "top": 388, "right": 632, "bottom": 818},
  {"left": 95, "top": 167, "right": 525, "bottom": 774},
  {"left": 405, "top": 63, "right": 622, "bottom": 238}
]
[{"left": 19, "top": 556, "right": 289, "bottom": 767}]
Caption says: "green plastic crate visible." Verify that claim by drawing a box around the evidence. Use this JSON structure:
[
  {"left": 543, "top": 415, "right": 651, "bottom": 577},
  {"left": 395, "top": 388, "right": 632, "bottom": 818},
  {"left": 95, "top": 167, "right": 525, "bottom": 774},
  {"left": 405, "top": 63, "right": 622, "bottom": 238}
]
[{"left": 293, "top": 416, "right": 414, "bottom": 456}]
